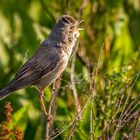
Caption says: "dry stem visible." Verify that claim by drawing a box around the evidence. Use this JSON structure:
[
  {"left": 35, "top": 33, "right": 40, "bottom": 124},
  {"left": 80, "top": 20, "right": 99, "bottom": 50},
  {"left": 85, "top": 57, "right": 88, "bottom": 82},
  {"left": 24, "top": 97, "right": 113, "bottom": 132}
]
[{"left": 45, "top": 77, "right": 61, "bottom": 140}]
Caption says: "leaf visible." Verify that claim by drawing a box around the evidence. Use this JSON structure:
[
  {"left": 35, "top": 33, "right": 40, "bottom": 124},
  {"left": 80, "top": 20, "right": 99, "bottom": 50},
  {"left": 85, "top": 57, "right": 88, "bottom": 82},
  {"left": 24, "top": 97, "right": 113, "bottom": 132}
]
[{"left": 11, "top": 106, "right": 28, "bottom": 133}]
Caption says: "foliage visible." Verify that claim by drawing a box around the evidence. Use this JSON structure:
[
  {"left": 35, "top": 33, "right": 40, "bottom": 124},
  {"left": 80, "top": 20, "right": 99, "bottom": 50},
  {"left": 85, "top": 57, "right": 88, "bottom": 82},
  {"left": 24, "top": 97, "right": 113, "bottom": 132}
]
[
  {"left": 0, "top": 0, "right": 140, "bottom": 140},
  {"left": 0, "top": 102, "right": 23, "bottom": 140}
]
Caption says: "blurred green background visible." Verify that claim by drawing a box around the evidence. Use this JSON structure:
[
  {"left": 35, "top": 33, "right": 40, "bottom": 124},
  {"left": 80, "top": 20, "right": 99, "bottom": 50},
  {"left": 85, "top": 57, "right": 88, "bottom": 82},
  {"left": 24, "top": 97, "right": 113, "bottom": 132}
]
[{"left": 0, "top": 0, "right": 140, "bottom": 139}]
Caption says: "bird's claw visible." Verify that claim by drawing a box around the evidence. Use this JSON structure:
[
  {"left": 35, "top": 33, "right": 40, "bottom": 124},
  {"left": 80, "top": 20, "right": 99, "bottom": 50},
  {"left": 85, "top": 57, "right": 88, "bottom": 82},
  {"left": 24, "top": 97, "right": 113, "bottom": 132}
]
[{"left": 47, "top": 114, "right": 53, "bottom": 122}]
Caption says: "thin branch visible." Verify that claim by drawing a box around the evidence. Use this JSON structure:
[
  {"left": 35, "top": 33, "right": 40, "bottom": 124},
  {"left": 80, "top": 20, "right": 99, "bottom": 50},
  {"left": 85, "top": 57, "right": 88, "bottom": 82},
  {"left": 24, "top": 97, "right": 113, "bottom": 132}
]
[
  {"left": 90, "top": 43, "right": 104, "bottom": 140},
  {"left": 45, "top": 77, "right": 61, "bottom": 140},
  {"left": 51, "top": 95, "right": 91, "bottom": 140},
  {"left": 103, "top": 91, "right": 124, "bottom": 135},
  {"left": 68, "top": 45, "right": 81, "bottom": 140},
  {"left": 119, "top": 71, "right": 140, "bottom": 120},
  {"left": 70, "top": 54, "right": 81, "bottom": 114},
  {"left": 110, "top": 72, "right": 140, "bottom": 140},
  {"left": 90, "top": 97, "right": 94, "bottom": 140},
  {"left": 132, "top": 112, "right": 140, "bottom": 139}
]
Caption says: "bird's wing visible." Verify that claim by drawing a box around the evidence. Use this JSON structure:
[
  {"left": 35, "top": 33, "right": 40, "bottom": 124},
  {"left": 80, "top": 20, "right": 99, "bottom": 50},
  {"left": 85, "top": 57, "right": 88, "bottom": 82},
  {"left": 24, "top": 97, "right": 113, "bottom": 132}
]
[{"left": 9, "top": 45, "right": 61, "bottom": 88}]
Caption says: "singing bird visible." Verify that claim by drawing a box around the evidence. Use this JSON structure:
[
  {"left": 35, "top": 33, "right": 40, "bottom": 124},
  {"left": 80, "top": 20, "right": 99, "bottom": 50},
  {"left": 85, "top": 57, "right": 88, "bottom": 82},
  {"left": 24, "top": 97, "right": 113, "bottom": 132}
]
[{"left": 0, "top": 15, "right": 82, "bottom": 120}]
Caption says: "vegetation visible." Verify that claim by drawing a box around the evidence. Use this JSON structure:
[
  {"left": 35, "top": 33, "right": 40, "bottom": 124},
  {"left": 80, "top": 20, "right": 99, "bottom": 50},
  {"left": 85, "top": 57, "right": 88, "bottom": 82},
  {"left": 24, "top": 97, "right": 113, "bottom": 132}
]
[{"left": 0, "top": 0, "right": 140, "bottom": 139}]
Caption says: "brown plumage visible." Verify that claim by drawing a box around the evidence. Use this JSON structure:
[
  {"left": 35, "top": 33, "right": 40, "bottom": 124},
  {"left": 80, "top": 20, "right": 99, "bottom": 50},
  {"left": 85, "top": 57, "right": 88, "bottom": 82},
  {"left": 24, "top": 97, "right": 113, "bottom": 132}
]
[{"left": 0, "top": 15, "right": 81, "bottom": 120}]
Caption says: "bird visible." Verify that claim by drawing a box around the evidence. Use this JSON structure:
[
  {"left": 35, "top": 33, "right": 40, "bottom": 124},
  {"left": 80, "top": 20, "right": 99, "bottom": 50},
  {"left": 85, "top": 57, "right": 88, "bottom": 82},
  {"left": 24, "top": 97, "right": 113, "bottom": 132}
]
[{"left": 0, "top": 15, "right": 82, "bottom": 120}]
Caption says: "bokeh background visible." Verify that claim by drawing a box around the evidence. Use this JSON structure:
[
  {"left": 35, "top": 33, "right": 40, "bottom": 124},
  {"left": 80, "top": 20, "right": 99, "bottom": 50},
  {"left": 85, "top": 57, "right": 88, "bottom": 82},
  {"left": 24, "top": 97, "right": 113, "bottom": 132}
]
[{"left": 0, "top": 0, "right": 140, "bottom": 139}]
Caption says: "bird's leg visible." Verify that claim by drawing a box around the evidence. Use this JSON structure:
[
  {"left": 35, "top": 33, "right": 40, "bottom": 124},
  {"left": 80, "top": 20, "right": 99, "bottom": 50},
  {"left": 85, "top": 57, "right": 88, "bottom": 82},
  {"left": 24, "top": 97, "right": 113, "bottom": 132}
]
[{"left": 39, "top": 90, "right": 52, "bottom": 122}]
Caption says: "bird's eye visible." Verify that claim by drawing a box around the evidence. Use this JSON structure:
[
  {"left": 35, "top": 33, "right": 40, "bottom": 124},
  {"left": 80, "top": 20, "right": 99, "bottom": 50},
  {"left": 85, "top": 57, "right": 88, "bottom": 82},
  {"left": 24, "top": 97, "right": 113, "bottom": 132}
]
[
  {"left": 62, "top": 15, "right": 76, "bottom": 24},
  {"left": 62, "top": 17, "right": 70, "bottom": 24}
]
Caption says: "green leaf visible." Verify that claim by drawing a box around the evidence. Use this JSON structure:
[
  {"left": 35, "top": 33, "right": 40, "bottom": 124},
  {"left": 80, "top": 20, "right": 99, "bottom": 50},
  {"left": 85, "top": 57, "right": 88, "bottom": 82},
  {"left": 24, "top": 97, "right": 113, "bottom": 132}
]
[{"left": 11, "top": 106, "right": 28, "bottom": 133}]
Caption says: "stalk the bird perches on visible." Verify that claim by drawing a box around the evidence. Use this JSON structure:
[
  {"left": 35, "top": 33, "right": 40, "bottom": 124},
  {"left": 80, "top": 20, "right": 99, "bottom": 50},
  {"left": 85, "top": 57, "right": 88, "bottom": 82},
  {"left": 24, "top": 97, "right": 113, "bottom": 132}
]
[{"left": 0, "top": 15, "right": 83, "bottom": 121}]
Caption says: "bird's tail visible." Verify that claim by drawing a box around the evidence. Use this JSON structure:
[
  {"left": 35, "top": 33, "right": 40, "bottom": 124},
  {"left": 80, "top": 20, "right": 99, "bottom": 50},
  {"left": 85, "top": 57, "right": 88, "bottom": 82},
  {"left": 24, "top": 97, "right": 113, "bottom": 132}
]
[{"left": 0, "top": 86, "right": 15, "bottom": 100}]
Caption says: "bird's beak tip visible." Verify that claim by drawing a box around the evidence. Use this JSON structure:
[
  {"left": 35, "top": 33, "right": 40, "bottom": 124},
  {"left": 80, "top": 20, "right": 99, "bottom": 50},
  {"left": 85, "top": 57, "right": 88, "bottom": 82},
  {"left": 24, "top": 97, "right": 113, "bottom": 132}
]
[
  {"left": 78, "top": 20, "right": 84, "bottom": 26},
  {"left": 79, "top": 20, "right": 84, "bottom": 24},
  {"left": 78, "top": 28, "right": 84, "bottom": 31}
]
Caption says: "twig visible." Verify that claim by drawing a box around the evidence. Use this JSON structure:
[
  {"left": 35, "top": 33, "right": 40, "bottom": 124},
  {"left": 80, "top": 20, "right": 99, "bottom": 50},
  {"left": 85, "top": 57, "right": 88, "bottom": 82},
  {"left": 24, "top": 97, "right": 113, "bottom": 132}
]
[
  {"left": 90, "top": 43, "right": 104, "bottom": 140},
  {"left": 45, "top": 77, "right": 61, "bottom": 140},
  {"left": 89, "top": 68, "right": 95, "bottom": 140},
  {"left": 132, "top": 112, "right": 140, "bottom": 139},
  {"left": 100, "top": 72, "right": 140, "bottom": 139},
  {"left": 102, "top": 91, "right": 124, "bottom": 136},
  {"left": 120, "top": 97, "right": 140, "bottom": 126},
  {"left": 68, "top": 44, "right": 81, "bottom": 140},
  {"left": 70, "top": 54, "right": 81, "bottom": 114},
  {"left": 51, "top": 95, "right": 91, "bottom": 140},
  {"left": 68, "top": 119, "right": 78, "bottom": 140},
  {"left": 110, "top": 71, "right": 140, "bottom": 140},
  {"left": 90, "top": 96, "right": 94, "bottom": 140},
  {"left": 119, "top": 71, "right": 140, "bottom": 120}
]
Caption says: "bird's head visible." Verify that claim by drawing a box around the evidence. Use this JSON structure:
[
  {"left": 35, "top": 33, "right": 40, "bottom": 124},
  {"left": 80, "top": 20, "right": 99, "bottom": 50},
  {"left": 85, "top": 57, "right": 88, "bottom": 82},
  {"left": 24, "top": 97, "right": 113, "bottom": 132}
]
[
  {"left": 49, "top": 15, "right": 83, "bottom": 44},
  {"left": 59, "top": 15, "right": 84, "bottom": 40}
]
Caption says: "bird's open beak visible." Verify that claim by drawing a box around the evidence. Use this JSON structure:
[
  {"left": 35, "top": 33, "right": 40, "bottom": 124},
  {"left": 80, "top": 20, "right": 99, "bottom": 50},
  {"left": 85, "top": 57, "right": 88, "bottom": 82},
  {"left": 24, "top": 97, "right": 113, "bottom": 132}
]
[
  {"left": 77, "top": 20, "right": 84, "bottom": 31},
  {"left": 79, "top": 20, "right": 84, "bottom": 25},
  {"left": 78, "top": 28, "right": 84, "bottom": 31}
]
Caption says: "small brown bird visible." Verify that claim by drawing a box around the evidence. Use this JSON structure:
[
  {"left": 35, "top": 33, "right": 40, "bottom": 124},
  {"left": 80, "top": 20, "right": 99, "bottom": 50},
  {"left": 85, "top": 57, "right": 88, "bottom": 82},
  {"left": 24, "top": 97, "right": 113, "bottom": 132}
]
[{"left": 0, "top": 15, "right": 82, "bottom": 119}]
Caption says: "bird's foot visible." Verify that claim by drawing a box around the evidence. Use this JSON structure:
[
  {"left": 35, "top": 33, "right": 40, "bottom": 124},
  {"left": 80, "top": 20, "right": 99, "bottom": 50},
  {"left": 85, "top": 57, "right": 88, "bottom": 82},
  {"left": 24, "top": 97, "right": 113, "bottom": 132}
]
[{"left": 46, "top": 114, "right": 53, "bottom": 122}]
